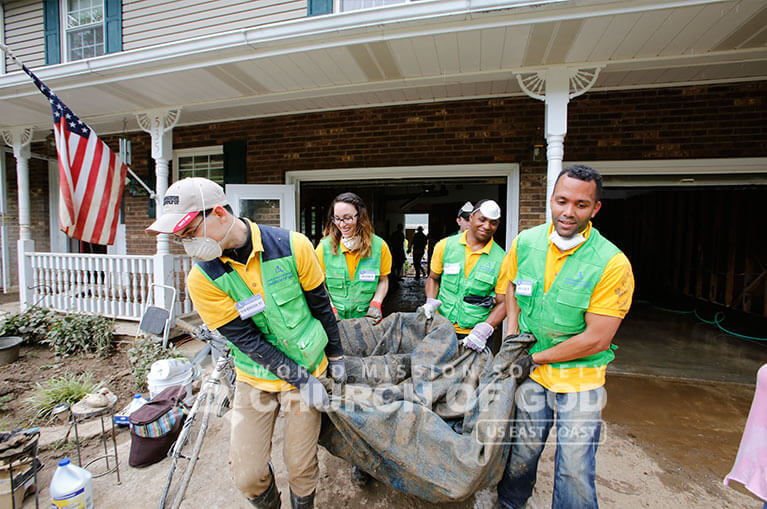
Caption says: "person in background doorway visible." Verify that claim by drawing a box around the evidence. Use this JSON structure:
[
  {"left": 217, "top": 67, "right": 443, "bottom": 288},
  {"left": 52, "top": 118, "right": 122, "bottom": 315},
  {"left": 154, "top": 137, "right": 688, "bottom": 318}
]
[
  {"left": 456, "top": 201, "right": 473, "bottom": 233},
  {"left": 389, "top": 223, "right": 406, "bottom": 282},
  {"left": 421, "top": 199, "right": 508, "bottom": 352},
  {"left": 497, "top": 164, "right": 635, "bottom": 509},
  {"left": 407, "top": 226, "right": 428, "bottom": 281},
  {"left": 315, "top": 192, "right": 392, "bottom": 324},
  {"left": 147, "top": 177, "right": 345, "bottom": 509}
]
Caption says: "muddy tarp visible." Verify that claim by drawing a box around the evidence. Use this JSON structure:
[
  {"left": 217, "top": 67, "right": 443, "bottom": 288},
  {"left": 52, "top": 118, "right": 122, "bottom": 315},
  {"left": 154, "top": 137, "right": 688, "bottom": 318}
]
[{"left": 319, "top": 311, "right": 535, "bottom": 503}]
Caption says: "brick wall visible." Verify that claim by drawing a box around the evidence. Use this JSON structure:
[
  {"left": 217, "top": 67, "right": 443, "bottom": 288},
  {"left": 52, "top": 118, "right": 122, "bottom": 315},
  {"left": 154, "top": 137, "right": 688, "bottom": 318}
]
[{"left": 6, "top": 81, "right": 764, "bottom": 259}]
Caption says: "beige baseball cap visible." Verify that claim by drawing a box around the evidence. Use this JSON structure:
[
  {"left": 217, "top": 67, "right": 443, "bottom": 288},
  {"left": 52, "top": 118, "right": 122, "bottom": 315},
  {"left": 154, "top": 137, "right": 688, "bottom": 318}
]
[{"left": 146, "top": 177, "right": 229, "bottom": 233}]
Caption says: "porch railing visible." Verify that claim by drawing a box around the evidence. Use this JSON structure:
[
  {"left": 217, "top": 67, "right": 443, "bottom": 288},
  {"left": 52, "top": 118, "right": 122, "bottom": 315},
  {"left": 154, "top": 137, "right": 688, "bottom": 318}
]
[
  {"left": 28, "top": 252, "right": 154, "bottom": 320},
  {"left": 173, "top": 255, "right": 194, "bottom": 317}
]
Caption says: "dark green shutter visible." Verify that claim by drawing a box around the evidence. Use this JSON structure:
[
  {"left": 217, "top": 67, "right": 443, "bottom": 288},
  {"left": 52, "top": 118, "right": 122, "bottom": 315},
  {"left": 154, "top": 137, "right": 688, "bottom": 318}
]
[
  {"left": 223, "top": 141, "right": 247, "bottom": 184},
  {"left": 308, "top": 0, "right": 332, "bottom": 16},
  {"left": 104, "top": 0, "right": 123, "bottom": 54},
  {"left": 43, "top": 0, "right": 61, "bottom": 65},
  {"left": 147, "top": 151, "right": 157, "bottom": 218}
]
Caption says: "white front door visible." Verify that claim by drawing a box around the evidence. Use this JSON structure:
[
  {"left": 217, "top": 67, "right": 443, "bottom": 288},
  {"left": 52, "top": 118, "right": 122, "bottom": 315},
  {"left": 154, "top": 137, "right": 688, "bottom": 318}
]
[{"left": 226, "top": 184, "right": 296, "bottom": 230}]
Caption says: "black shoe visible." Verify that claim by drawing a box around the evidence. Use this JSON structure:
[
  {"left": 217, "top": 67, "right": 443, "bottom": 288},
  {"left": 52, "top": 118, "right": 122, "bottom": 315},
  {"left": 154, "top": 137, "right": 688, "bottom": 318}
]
[
  {"left": 290, "top": 489, "right": 315, "bottom": 509},
  {"left": 350, "top": 465, "right": 371, "bottom": 486},
  {"left": 248, "top": 464, "right": 281, "bottom": 509}
]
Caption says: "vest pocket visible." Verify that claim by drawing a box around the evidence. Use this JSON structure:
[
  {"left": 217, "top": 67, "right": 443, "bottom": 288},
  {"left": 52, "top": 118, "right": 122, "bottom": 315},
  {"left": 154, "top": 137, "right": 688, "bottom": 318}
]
[
  {"left": 272, "top": 286, "right": 306, "bottom": 329},
  {"left": 325, "top": 276, "right": 348, "bottom": 299},
  {"left": 469, "top": 268, "right": 497, "bottom": 293},
  {"left": 553, "top": 291, "right": 591, "bottom": 329}
]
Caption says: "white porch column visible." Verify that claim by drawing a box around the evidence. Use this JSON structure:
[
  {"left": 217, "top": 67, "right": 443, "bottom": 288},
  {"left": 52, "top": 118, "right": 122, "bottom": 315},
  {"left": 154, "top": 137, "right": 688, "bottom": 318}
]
[
  {"left": 2, "top": 127, "right": 34, "bottom": 308},
  {"left": 516, "top": 67, "right": 600, "bottom": 222},
  {"left": 137, "top": 109, "right": 180, "bottom": 315}
]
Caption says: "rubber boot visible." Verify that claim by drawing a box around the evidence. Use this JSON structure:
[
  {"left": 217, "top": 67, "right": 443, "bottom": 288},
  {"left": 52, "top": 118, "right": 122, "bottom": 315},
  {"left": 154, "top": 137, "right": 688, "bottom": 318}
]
[
  {"left": 248, "top": 465, "right": 281, "bottom": 509},
  {"left": 290, "top": 488, "right": 315, "bottom": 509}
]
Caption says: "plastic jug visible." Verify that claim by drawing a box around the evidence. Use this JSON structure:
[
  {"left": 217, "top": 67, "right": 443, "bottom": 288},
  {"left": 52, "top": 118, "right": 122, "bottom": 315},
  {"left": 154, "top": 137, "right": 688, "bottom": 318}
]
[
  {"left": 115, "top": 394, "right": 149, "bottom": 425},
  {"left": 50, "top": 458, "right": 94, "bottom": 509}
]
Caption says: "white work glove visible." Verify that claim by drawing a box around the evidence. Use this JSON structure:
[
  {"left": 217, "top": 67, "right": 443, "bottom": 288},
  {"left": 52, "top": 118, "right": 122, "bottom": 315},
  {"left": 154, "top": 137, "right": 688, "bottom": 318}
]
[
  {"left": 462, "top": 322, "right": 494, "bottom": 351},
  {"left": 419, "top": 298, "right": 442, "bottom": 320},
  {"left": 299, "top": 375, "right": 330, "bottom": 411}
]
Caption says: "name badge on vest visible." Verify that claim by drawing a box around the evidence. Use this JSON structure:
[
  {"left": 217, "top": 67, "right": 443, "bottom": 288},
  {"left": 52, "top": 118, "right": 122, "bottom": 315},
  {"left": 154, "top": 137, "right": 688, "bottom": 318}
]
[
  {"left": 515, "top": 280, "right": 533, "bottom": 297},
  {"left": 359, "top": 270, "right": 377, "bottom": 282},
  {"left": 235, "top": 294, "right": 266, "bottom": 320},
  {"left": 444, "top": 262, "right": 460, "bottom": 275}
]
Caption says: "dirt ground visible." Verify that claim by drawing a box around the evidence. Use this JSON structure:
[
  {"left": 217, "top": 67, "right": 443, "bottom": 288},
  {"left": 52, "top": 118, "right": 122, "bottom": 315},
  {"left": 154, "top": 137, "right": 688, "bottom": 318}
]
[{"left": 1, "top": 331, "right": 762, "bottom": 508}]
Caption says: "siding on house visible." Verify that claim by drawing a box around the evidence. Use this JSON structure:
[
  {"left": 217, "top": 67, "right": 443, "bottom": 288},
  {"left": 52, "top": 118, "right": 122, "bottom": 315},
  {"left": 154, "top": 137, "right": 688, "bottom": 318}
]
[
  {"left": 122, "top": 0, "right": 307, "bottom": 50},
  {"left": 3, "top": 0, "right": 45, "bottom": 72}
]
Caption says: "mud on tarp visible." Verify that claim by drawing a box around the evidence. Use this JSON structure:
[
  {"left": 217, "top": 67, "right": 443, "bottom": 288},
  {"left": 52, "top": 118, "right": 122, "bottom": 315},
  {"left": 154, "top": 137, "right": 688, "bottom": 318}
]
[{"left": 319, "top": 311, "right": 535, "bottom": 503}]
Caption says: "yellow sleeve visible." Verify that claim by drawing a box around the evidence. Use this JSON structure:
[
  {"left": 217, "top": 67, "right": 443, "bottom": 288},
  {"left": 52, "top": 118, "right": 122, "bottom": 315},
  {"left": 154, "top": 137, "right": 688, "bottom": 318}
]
[
  {"left": 379, "top": 240, "right": 392, "bottom": 276},
  {"left": 430, "top": 237, "right": 448, "bottom": 274},
  {"left": 587, "top": 252, "right": 635, "bottom": 318},
  {"left": 504, "top": 237, "right": 519, "bottom": 284},
  {"left": 187, "top": 266, "right": 239, "bottom": 330},
  {"left": 314, "top": 242, "right": 326, "bottom": 273},
  {"left": 494, "top": 246, "right": 510, "bottom": 294},
  {"left": 293, "top": 232, "right": 326, "bottom": 291}
]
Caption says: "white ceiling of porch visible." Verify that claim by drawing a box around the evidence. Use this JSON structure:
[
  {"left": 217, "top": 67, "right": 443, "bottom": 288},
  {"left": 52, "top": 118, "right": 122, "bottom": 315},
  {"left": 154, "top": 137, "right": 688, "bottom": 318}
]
[{"left": 0, "top": 0, "right": 765, "bottom": 138}]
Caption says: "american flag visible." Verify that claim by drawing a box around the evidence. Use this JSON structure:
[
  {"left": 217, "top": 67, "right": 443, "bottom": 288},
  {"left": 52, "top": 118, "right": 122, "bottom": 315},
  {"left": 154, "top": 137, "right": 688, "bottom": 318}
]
[{"left": 23, "top": 65, "right": 127, "bottom": 245}]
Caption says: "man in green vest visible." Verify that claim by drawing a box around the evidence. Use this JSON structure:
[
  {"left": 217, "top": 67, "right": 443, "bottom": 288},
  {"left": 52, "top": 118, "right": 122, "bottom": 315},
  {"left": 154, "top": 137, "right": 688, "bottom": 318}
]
[
  {"left": 496, "top": 165, "right": 635, "bottom": 509},
  {"left": 422, "top": 199, "right": 508, "bottom": 351},
  {"left": 147, "top": 177, "right": 345, "bottom": 509}
]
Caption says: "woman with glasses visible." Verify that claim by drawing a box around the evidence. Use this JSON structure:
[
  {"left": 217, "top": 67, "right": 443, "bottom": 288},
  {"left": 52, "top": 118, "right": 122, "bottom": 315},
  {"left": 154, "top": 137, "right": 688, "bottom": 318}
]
[{"left": 315, "top": 192, "right": 392, "bottom": 324}]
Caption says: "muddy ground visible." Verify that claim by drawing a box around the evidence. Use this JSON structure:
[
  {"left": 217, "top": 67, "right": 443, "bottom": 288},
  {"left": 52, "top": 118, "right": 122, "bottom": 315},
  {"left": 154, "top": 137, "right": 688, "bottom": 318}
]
[{"left": 3, "top": 342, "right": 761, "bottom": 508}]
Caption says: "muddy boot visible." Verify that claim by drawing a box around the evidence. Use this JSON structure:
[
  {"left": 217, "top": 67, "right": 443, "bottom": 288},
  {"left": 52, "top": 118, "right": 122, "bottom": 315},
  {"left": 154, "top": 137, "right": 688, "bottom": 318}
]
[
  {"left": 350, "top": 465, "right": 371, "bottom": 486},
  {"left": 290, "top": 488, "right": 315, "bottom": 509},
  {"left": 248, "top": 465, "right": 281, "bottom": 509}
]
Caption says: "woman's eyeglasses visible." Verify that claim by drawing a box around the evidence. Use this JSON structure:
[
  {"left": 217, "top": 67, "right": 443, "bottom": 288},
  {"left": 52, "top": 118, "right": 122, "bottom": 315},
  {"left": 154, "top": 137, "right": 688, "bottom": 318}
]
[{"left": 333, "top": 214, "right": 358, "bottom": 225}]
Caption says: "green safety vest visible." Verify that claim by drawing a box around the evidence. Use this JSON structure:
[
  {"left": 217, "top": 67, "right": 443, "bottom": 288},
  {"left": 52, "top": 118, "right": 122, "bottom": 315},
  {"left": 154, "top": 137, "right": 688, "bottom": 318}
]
[
  {"left": 321, "top": 235, "right": 383, "bottom": 319},
  {"left": 514, "top": 223, "right": 621, "bottom": 369},
  {"left": 195, "top": 224, "right": 328, "bottom": 381},
  {"left": 437, "top": 234, "right": 506, "bottom": 329}
]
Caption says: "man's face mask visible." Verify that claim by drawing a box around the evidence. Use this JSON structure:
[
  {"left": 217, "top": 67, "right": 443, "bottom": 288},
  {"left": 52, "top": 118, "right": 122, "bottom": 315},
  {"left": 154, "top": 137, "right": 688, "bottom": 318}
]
[{"left": 181, "top": 212, "right": 235, "bottom": 261}]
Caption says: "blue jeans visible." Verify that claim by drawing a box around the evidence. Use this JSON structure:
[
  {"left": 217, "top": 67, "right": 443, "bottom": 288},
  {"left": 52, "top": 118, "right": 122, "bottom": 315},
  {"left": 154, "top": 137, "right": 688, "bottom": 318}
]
[{"left": 497, "top": 378, "right": 606, "bottom": 509}]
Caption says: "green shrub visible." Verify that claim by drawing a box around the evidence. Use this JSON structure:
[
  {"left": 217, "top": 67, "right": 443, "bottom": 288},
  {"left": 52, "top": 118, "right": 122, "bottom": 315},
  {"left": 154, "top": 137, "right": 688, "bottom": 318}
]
[
  {"left": 0, "top": 306, "right": 55, "bottom": 345},
  {"left": 26, "top": 371, "right": 98, "bottom": 421},
  {"left": 42, "top": 313, "right": 114, "bottom": 357},
  {"left": 128, "top": 335, "right": 186, "bottom": 391}
]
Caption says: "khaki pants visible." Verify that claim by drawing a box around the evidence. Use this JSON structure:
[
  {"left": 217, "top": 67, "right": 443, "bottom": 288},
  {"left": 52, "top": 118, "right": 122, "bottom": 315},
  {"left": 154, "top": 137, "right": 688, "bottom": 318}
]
[{"left": 230, "top": 381, "right": 321, "bottom": 498}]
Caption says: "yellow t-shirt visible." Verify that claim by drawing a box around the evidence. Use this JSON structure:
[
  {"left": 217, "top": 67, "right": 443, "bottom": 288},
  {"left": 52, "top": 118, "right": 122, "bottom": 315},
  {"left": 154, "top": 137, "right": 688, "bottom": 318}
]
[
  {"left": 187, "top": 220, "right": 328, "bottom": 392},
  {"left": 314, "top": 237, "right": 393, "bottom": 282},
  {"left": 505, "top": 222, "right": 634, "bottom": 393},
  {"left": 430, "top": 231, "right": 509, "bottom": 334}
]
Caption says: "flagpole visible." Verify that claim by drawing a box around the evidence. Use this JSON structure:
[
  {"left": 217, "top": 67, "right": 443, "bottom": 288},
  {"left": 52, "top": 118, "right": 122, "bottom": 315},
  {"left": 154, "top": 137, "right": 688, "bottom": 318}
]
[{"left": 1, "top": 42, "right": 157, "bottom": 200}]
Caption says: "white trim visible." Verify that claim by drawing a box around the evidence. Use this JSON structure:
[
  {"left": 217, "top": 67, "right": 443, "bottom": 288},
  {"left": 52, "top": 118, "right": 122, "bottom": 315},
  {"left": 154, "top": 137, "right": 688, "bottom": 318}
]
[
  {"left": 285, "top": 163, "right": 519, "bottom": 249},
  {"left": 171, "top": 145, "right": 223, "bottom": 183},
  {"left": 566, "top": 158, "right": 767, "bottom": 175},
  {"left": 60, "top": 0, "right": 107, "bottom": 64},
  {"left": 225, "top": 184, "right": 296, "bottom": 231},
  {"left": 566, "top": 158, "right": 767, "bottom": 187},
  {"left": 0, "top": 5, "right": 6, "bottom": 75}
]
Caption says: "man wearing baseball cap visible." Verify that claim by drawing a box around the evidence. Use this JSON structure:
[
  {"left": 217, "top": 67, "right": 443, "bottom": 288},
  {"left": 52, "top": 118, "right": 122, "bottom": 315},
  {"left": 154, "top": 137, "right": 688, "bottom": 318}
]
[
  {"left": 147, "top": 177, "right": 345, "bottom": 509},
  {"left": 421, "top": 199, "right": 509, "bottom": 352},
  {"left": 456, "top": 201, "right": 473, "bottom": 233}
]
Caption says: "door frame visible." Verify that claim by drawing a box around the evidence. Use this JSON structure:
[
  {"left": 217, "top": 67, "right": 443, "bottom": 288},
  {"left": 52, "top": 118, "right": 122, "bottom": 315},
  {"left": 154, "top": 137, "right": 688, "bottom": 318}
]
[{"left": 285, "top": 163, "right": 520, "bottom": 249}]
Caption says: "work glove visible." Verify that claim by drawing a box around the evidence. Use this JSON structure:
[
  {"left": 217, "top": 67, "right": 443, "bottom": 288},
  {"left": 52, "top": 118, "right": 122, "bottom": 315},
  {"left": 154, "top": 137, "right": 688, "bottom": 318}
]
[
  {"left": 462, "top": 322, "right": 494, "bottom": 351},
  {"left": 365, "top": 301, "right": 383, "bottom": 324},
  {"left": 509, "top": 354, "right": 537, "bottom": 383},
  {"left": 331, "top": 305, "right": 341, "bottom": 322},
  {"left": 299, "top": 375, "right": 330, "bottom": 411},
  {"left": 418, "top": 298, "right": 442, "bottom": 320},
  {"left": 327, "top": 357, "right": 347, "bottom": 384}
]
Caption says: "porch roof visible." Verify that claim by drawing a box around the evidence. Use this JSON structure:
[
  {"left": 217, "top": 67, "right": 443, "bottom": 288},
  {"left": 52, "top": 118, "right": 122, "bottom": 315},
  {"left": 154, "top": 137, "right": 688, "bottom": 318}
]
[{"left": 0, "top": 0, "right": 765, "bottom": 139}]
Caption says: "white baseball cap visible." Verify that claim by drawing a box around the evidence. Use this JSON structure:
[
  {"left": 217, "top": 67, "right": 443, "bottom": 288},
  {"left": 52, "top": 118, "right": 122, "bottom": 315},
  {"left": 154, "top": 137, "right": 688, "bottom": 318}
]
[
  {"left": 146, "top": 177, "right": 229, "bottom": 233},
  {"left": 457, "top": 201, "right": 474, "bottom": 219},
  {"left": 472, "top": 199, "right": 502, "bottom": 220}
]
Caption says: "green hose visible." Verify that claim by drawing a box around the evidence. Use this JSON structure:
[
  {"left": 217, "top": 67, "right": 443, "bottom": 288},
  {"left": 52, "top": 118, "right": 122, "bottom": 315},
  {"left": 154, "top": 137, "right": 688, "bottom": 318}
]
[{"left": 637, "top": 300, "right": 767, "bottom": 341}]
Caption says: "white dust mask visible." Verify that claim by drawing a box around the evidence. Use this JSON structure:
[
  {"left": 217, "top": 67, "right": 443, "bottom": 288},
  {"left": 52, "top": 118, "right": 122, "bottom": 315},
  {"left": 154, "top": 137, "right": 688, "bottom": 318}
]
[
  {"left": 549, "top": 230, "right": 586, "bottom": 252},
  {"left": 340, "top": 235, "right": 361, "bottom": 251},
  {"left": 183, "top": 214, "right": 236, "bottom": 261}
]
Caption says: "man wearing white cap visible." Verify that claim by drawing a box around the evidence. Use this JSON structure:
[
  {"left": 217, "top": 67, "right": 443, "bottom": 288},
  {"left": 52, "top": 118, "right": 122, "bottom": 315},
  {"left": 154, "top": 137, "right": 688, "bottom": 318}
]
[
  {"left": 147, "top": 177, "right": 345, "bottom": 509},
  {"left": 421, "top": 199, "right": 508, "bottom": 351},
  {"left": 456, "top": 201, "right": 473, "bottom": 233}
]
